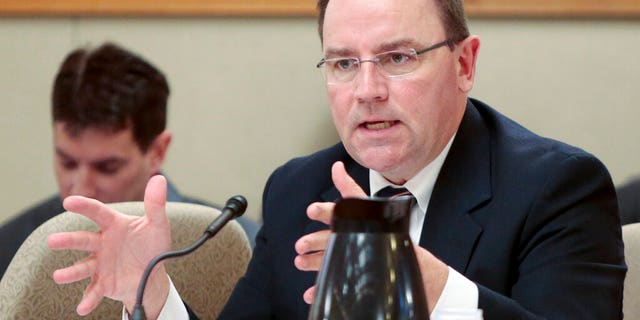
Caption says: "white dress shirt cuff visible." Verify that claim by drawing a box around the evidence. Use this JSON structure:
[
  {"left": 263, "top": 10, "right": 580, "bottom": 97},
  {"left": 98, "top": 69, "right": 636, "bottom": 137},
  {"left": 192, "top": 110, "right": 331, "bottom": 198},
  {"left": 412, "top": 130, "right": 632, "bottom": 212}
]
[
  {"left": 122, "top": 276, "right": 189, "bottom": 320},
  {"left": 431, "top": 266, "right": 479, "bottom": 315}
]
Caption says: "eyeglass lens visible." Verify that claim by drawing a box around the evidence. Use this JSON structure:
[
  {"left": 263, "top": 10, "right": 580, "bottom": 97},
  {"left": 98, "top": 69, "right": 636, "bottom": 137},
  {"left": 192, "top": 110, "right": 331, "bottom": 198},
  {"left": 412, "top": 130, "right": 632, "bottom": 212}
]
[{"left": 322, "top": 50, "right": 419, "bottom": 83}]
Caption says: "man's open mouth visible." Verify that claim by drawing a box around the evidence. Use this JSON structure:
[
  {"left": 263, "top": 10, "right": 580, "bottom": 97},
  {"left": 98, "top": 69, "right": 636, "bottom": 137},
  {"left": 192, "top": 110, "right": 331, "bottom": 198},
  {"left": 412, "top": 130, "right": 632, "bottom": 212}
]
[{"left": 364, "top": 121, "right": 397, "bottom": 130}]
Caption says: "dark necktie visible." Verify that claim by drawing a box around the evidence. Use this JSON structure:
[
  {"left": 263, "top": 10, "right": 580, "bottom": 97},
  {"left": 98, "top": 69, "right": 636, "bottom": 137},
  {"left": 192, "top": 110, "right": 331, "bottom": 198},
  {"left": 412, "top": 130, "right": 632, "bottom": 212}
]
[{"left": 375, "top": 186, "right": 413, "bottom": 198}]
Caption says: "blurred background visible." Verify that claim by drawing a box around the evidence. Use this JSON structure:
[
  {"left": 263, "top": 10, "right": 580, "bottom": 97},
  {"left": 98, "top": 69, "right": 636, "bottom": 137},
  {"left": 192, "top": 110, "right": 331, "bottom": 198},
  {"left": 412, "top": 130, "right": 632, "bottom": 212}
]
[{"left": 1, "top": 2, "right": 639, "bottom": 223}]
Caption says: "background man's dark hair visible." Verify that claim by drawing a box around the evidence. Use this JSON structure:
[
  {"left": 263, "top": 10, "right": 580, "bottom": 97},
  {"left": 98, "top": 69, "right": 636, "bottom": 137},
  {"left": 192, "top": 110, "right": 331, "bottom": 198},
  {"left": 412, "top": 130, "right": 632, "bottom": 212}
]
[
  {"left": 316, "top": 0, "right": 470, "bottom": 44},
  {"left": 52, "top": 42, "right": 170, "bottom": 152}
]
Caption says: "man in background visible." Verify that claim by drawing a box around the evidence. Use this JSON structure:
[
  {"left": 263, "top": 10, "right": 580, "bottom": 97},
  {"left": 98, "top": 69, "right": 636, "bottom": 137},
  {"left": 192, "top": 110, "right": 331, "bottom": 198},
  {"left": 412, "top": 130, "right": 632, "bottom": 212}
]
[{"left": 0, "top": 43, "right": 258, "bottom": 279}]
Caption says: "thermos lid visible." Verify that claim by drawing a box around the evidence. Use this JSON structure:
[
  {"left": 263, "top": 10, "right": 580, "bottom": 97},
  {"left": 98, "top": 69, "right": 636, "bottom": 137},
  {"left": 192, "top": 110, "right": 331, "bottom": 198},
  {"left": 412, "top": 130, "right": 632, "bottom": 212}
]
[{"left": 332, "top": 196, "right": 416, "bottom": 233}]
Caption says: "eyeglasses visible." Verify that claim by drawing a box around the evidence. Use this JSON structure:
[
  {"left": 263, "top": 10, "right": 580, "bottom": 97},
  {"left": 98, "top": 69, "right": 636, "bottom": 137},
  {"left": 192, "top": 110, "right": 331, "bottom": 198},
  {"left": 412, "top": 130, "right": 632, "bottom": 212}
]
[{"left": 316, "top": 39, "right": 455, "bottom": 83}]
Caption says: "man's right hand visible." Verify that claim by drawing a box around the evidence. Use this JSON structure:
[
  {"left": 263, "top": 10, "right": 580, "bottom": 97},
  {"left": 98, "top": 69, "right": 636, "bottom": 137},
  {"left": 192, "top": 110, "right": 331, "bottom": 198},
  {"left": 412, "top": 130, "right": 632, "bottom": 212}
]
[
  {"left": 294, "top": 162, "right": 449, "bottom": 313},
  {"left": 294, "top": 161, "right": 367, "bottom": 304},
  {"left": 47, "top": 175, "right": 172, "bottom": 319}
]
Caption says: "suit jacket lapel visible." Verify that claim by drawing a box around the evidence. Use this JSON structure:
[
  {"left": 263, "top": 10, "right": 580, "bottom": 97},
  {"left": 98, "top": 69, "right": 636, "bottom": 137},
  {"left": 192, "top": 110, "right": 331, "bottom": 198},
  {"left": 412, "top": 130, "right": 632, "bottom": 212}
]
[{"left": 419, "top": 100, "right": 491, "bottom": 274}]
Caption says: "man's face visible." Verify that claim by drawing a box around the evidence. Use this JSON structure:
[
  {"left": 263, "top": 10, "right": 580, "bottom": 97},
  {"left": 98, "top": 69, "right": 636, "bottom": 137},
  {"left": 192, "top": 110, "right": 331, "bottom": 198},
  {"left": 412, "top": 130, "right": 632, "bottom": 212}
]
[
  {"left": 53, "top": 122, "right": 160, "bottom": 203},
  {"left": 322, "top": 0, "right": 473, "bottom": 184}
]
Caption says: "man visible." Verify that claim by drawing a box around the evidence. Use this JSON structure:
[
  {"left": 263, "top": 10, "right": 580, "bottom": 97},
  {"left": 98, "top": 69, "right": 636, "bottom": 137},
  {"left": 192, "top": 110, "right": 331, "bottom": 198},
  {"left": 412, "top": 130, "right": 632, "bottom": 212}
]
[
  {"left": 48, "top": 0, "right": 625, "bottom": 319},
  {"left": 0, "top": 43, "right": 258, "bottom": 279}
]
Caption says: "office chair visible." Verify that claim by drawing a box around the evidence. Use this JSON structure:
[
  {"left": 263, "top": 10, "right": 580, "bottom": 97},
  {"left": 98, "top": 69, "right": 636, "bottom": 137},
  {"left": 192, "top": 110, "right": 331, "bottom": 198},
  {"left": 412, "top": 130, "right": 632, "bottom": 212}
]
[
  {"left": 0, "top": 201, "right": 252, "bottom": 320},
  {"left": 623, "top": 222, "right": 640, "bottom": 319}
]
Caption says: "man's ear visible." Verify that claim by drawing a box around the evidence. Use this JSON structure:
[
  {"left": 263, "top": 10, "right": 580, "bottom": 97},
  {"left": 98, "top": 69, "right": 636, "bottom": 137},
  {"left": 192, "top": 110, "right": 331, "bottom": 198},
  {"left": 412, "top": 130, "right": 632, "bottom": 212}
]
[
  {"left": 148, "top": 130, "right": 172, "bottom": 172},
  {"left": 456, "top": 35, "right": 480, "bottom": 93}
]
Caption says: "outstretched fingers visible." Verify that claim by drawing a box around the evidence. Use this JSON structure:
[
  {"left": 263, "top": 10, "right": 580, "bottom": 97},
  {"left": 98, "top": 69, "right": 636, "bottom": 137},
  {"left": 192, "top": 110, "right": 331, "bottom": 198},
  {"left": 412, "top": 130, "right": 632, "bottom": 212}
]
[
  {"left": 306, "top": 201, "right": 334, "bottom": 226},
  {"left": 62, "top": 196, "right": 117, "bottom": 229},
  {"left": 77, "top": 279, "right": 105, "bottom": 316},
  {"left": 305, "top": 161, "right": 366, "bottom": 226},
  {"left": 296, "top": 204, "right": 333, "bottom": 274},
  {"left": 294, "top": 228, "right": 330, "bottom": 270},
  {"left": 47, "top": 175, "right": 173, "bottom": 317},
  {"left": 296, "top": 162, "right": 367, "bottom": 304},
  {"left": 52, "top": 256, "right": 98, "bottom": 284},
  {"left": 48, "top": 231, "right": 101, "bottom": 284},
  {"left": 304, "top": 286, "right": 317, "bottom": 304},
  {"left": 48, "top": 231, "right": 101, "bottom": 252},
  {"left": 331, "top": 161, "right": 366, "bottom": 198},
  {"left": 144, "top": 175, "right": 169, "bottom": 226}
]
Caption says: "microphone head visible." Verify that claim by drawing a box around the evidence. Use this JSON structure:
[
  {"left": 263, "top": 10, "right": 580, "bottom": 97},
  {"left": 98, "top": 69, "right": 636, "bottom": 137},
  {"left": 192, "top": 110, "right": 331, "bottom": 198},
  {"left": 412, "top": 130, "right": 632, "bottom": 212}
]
[{"left": 225, "top": 195, "right": 248, "bottom": 218}]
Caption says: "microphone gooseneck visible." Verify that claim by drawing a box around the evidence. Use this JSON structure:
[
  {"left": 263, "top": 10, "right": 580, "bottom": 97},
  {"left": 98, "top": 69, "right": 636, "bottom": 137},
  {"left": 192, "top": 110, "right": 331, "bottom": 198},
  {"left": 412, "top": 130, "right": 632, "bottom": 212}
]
[{"left": 131, "top": 195, "right": 248, "bottom": 320}]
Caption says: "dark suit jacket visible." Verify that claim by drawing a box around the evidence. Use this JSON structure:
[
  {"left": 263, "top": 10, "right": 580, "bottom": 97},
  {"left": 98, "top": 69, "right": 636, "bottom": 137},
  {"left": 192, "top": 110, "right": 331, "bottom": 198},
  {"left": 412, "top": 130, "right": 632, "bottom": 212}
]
[{"left": 218, "top": 98, "right": 625, "bottom": 319}]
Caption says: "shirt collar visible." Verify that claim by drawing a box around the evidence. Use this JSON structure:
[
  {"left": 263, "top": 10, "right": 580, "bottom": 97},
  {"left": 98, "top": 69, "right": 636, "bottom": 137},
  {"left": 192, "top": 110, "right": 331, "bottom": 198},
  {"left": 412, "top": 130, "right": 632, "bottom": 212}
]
[{"left": 369, "top": 134, "right": 456, "bottom": 214}]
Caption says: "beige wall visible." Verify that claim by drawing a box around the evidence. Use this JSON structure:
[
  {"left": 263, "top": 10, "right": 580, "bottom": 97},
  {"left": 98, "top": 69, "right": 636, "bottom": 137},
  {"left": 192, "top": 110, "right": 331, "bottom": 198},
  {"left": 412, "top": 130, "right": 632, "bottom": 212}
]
[{"left": 1, "top": 17, "right": 638, "bottom": 224}]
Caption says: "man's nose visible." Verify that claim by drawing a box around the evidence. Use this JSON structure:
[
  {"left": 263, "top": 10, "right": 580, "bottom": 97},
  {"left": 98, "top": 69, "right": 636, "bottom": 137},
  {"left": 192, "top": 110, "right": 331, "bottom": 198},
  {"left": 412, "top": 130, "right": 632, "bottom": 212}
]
[
  {"left": 70, "top": 168, "right": 97, "bottom": 198},
  {"left": 353, "top": 62, "right": 389, "bottom": 103}
]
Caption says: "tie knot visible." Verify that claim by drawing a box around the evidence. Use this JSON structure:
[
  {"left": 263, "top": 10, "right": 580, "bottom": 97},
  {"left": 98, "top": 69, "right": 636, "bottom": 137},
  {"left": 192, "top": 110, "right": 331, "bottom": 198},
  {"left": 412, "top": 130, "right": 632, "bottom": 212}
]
[{"left": 375, "top": 186, "right": 412, "bottom": 198}]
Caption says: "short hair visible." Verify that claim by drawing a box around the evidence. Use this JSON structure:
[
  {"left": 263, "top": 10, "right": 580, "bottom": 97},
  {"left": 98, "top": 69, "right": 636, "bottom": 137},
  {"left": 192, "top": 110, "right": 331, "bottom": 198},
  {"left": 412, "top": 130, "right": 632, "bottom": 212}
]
[
  {"left": 52, "top": 42, "right": 169, "bottom": 152},
  {"left": 316, "top": 0, "right": 470, "bottom": 45}
]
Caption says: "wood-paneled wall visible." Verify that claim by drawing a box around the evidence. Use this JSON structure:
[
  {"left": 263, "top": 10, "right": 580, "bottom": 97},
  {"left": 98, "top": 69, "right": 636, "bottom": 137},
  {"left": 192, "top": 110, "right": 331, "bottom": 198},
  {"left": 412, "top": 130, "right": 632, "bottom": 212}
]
[{"left": 1, "top": 0, "right": 639, "bottom": 17}]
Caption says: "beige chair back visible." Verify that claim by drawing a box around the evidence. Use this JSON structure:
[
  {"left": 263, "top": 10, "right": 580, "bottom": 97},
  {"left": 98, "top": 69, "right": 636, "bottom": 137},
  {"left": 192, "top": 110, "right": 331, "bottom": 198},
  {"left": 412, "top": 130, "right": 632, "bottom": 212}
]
[
  {"left": 0, "top": 201, "right": 251, "bottom": 320},
  {"left": 624, "top": 222, "right": 640, "bottom": 319}
]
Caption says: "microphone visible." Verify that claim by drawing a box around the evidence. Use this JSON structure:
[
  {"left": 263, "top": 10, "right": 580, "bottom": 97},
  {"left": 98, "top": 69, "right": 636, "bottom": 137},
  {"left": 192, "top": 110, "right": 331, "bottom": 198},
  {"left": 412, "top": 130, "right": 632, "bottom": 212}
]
[{"left": 131, "top": 195, "right": 248, "bottom": 320}]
